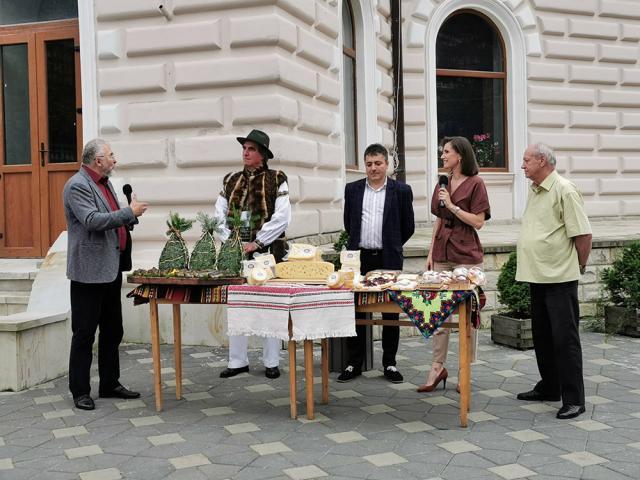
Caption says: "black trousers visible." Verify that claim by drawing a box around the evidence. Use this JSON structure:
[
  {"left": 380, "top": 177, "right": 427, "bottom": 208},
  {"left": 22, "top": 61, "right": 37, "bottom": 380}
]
[
  {"left": 346, "top": 249, "right": 400, "bottom": 370},
  {"left": 69, "top": 273, "right": 124, "bottom": 398},
  {"left": 530, "top": 281, "right": 585, "bottom": 406}
]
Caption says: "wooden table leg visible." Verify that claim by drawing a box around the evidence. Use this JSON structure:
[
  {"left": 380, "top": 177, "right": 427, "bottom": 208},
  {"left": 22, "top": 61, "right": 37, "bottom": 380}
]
[
  {"left": 321, "top": 338, "right": 329, "bottom": 404},
  {"left": 304, "top": 340, "right": 314, "bottom": 420},
  {"left": 289, "top": 340, "right": 297, "bottom": 419},
  {"left": 172, "top": 304, "right": 182, "bottom": 400},
  {"left": 149, "top": 299, "right": 163, "bottom": 412},
  {"left": 458, "top": 300, "right": 470, "bottom": 427}
]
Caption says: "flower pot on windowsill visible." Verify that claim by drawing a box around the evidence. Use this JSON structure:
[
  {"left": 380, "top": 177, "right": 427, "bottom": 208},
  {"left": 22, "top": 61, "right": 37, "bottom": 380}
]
[
  {"left": 490, "top": 313, "right": 534, "bottom": 350},
  {"left": 604, "top": 305, "right": 640, "bottom": 338}
]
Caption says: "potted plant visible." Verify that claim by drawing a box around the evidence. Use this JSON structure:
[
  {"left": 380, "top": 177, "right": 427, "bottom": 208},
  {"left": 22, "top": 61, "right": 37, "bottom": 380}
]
[
  {"left": 601, "top": 241, "right": 640, "bottom": 337},
  {"left": 491, "top": 251, "right": 534, "bottom": 350}
]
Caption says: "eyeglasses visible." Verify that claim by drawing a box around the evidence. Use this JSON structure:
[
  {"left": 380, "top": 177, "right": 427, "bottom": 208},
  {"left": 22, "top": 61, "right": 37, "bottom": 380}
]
[{"left": 96, "top": 153, "right": 116, "bottom": 160}]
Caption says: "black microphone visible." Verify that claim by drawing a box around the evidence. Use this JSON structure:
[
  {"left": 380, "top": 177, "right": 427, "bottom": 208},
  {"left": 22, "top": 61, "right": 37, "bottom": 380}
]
[
  {"left": 123, "top": 184, "right": 133, "bottom": 205},
  {"left": 438, "top": 175, "right": 448, "bottom": 208},
  {"left": 122, "top": 184, "right": 136, "bottom": 230}
]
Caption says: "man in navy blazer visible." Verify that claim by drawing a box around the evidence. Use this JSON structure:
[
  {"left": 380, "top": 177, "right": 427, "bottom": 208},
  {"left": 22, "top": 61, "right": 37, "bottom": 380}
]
[
  {"left": 339, "top": 143, "right": 415, "bottom": 383},
  {"left": 63, "top": 139, "right": 147, "bottom": 410}
]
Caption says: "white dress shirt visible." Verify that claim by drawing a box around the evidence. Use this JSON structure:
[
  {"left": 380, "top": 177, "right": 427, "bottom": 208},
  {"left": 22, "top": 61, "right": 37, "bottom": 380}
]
[{"left": 359, "top": 178, "right": 386, "bottom": 249}]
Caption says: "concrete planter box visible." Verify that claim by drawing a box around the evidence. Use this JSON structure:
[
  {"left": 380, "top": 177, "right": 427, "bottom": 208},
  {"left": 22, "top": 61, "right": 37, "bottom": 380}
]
[
  {"left": 0, "top": 234, "right": 71, "bottom": 391},
  {"left": 604, "top": 305, "right": 640, "bottom": 337},
  {"left": 0, "top": 312, "right": 70, "bottom": 391},
  {"left": 490, "top": 314, "right": 534, "bottom": 350}
]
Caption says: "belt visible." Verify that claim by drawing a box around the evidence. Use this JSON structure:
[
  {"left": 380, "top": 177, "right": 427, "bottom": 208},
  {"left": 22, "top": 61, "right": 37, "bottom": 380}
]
[{"left": 360, "top": 248, "right": 383, "bottom": 256}]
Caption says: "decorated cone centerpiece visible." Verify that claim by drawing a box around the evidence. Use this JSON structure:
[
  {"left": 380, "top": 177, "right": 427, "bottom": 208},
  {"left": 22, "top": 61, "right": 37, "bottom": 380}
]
[
  {"left": 189, "top": 212, "right": 220, "bottom": 270},
  {"left": 158, "top": 212, "right": 194, "bottom": 271},
  {"left": 217, "top": 206, "right": 245, "bottom": 276}
]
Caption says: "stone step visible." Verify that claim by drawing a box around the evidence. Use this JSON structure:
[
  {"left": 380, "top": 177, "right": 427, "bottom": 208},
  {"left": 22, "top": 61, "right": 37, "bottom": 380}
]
[
  {"left": 0, "top": 259, "right": 39, "bottom": 293},
  {"left": 0, "top": 291, "right": 29, "bottom": 315},
  {"left": 0, "top": 279, "right": 34, "bottom": 292}
]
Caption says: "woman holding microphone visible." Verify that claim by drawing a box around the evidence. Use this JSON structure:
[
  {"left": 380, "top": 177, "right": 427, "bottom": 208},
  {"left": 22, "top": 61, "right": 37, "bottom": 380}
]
[{"left": 417, "top": 136, "right": 491, "bottom": 393}]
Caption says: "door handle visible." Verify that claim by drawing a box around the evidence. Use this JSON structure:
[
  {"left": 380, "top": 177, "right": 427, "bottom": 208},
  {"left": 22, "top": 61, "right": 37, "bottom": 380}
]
[{"left": 39, "top": 142, "right": 48, "bottom": 167}]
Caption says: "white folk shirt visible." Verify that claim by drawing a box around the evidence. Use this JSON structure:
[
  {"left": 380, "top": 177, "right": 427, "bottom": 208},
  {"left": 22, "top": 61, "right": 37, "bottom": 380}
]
[
  {"left": 359, "top": 178, "right": 387, "bottom": 250},
  {"left": 214, "top": 182, "right": 291, "bottom": 245}
]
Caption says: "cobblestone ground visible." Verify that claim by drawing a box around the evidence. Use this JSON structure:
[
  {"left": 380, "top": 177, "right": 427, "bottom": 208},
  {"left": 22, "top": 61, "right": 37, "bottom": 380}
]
[{"left": 1, "top": 331, "right": 639, "bottom": 480}]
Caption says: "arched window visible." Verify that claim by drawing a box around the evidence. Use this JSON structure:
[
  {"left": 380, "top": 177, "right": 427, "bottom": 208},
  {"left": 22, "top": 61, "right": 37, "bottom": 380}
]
[
  {"left": 436, "top": 11, "right": 506, "bottom": 170},
  {"left": 342, "top": 0, "right": 358, "bottom": 168}
]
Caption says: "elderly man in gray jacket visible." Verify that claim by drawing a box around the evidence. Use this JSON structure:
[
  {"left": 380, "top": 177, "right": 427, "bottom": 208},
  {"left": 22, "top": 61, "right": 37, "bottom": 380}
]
[{"left": 63, "top": 138, "right": 147, "bottom": 410}]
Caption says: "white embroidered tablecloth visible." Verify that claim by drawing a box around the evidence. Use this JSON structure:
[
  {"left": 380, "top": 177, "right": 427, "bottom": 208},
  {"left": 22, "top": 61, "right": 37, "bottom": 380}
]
[{"left": 226, "top": 284, "right": 356, "bottom": 341}]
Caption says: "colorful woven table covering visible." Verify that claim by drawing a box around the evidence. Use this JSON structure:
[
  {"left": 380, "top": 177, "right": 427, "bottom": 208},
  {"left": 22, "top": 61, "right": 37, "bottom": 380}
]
[
  {"left": 386, "top": 290, "right": 479, "bottom": 340},
  {"left": 127, "top": 285, "right": 228, "bottom": 306}
]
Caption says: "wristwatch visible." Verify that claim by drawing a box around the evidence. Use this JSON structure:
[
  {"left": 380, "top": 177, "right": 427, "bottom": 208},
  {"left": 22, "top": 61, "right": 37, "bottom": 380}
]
[{"left": 453, "top": 206, "right": 461, "bottom": 215}]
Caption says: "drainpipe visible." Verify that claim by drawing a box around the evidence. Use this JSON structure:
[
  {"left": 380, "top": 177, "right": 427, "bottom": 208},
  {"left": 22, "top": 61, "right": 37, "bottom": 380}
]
[{"left": 390, "top": 0, "right": 405, "bottom": 183}]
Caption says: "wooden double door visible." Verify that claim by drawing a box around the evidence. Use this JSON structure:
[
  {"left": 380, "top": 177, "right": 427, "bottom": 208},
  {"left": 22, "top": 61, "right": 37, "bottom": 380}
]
[{"left": 0, "top": 20, "right": 81, "bottom": 257}]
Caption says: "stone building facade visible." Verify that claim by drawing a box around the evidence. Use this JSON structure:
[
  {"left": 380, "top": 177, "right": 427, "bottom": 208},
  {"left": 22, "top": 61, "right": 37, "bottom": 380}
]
[
  {"left": 75, "top": 0, "right": 640, "bottom": 344},
  {"left": 77, "top": 0, "right": 640, "bottom": 265},
  {"left": 2, "top": 0, "right": 639, "bottom": 346}
]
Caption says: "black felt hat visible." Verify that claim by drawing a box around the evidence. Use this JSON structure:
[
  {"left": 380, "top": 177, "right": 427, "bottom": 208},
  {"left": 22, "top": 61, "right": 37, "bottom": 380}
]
[{"left": 236, "top": 129, "right": 274, "bottom": 159}]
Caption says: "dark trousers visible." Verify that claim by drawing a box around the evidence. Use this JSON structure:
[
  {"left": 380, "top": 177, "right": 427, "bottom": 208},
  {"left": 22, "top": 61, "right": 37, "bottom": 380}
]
[
  {"left": 530, "top": 281, "right": 585, "bottom": 406},
  {"left": 69, "top": 273, "right": 124, "bottom": 398},
  {"left": 346, "top": 249, "right": 400, "bottom": 370}
]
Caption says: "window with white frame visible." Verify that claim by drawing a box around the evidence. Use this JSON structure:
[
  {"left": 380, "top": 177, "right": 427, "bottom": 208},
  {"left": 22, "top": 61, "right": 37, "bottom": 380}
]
[{"left": 436, "top": 11, "right": 507, "bottom": 170}]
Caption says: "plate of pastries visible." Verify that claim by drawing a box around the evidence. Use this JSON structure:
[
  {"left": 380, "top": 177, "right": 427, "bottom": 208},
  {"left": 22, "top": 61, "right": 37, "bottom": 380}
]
[{"left": 342, "top": 267, "right": 486, "bottom": 292}]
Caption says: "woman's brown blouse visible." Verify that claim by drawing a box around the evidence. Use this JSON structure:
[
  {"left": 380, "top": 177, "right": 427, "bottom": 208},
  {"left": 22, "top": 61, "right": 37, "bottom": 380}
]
[{"left": 430, "top": 175, "right": 491, "bottom": 265}]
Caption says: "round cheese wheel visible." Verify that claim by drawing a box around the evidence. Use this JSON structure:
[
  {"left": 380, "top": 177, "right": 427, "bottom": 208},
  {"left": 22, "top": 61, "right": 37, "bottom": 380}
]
[
  {"left": 249, "top": 268, "right": 269, "bottom": 285},
  {"left": 326, "top": 272, "right": 344, "bottom": 289}
]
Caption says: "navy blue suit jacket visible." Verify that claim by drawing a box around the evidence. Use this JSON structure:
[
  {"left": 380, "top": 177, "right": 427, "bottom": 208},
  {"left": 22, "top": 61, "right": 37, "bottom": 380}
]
[{"left": 343, "top": 177, "right": 415, "bottom": 270}]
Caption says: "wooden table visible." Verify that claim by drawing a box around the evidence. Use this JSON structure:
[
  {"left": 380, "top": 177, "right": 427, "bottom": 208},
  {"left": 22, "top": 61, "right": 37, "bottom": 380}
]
[
  {"left": 354, "top": 297, "right": 472, "bottom": 427},
  {"left": 133, "top": 282, "right": 336, "bottom": 421},
  {"left": 127, "top": 276, "right": 241, "bottom": 413},
  {"left": 286, "top": 291, "right": 474, "bottom": 427},
  {"left": 133, "top": 281, "right": 473, "bottom": 427},
  {"left": 286, "top": 324, "right": 329, "bottom": 421}
]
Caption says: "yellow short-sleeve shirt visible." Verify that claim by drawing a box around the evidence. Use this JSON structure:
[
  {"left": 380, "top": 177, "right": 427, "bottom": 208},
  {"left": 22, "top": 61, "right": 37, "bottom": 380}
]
[{"left": 516, "top": 170, "right": 592, "bottom": 284}]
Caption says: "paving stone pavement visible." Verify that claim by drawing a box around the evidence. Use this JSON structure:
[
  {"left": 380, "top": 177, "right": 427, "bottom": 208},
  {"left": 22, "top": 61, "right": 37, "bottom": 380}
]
[{"left": 1, "top": 331, "right": 640, "bottom": 480}]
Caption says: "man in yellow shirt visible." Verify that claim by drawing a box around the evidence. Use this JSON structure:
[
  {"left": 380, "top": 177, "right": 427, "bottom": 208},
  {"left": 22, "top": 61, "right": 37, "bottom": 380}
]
[{"left": 516, "top": 143, "right": 592, "bottom": 420}]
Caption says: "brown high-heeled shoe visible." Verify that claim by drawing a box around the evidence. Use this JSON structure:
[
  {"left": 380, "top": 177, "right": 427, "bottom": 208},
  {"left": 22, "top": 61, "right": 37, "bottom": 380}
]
[{"left": 417, "top": 367, "right": 448, "bottom": 393}]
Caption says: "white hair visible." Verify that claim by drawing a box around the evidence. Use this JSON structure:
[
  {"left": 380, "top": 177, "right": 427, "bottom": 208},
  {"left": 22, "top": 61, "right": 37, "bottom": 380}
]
[
  {"left": 530, "top": 143, "right": 556, "bottom": 167},
  {"left": 82, "top": 138, "right": 108, "bottom": 165}
]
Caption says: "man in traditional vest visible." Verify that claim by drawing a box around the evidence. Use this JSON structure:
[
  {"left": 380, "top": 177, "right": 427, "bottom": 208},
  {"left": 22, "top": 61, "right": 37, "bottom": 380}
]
[{"left": 214, "top": 129, "right": 291, "bottom": 379}]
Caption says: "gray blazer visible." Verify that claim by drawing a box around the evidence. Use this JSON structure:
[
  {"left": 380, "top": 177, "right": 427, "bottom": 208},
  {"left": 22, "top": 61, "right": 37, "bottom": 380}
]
[{"left": 63, "top": 167, "right": 136, "bottom": 283}]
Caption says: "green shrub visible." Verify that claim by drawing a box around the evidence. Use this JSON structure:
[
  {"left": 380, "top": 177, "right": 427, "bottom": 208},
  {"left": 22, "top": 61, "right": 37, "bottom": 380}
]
[
  {"left": 582, "top": 317, "right": 605, "bottom": 333},
  {"left": 333, "top": 230, "right": 349, "bottom": 253},
  {"left": 601, "top": 240, "right": 640, "bottom": 310},
  {"left": 496, "top": 251, "right": 531, "bottom": 318}
]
